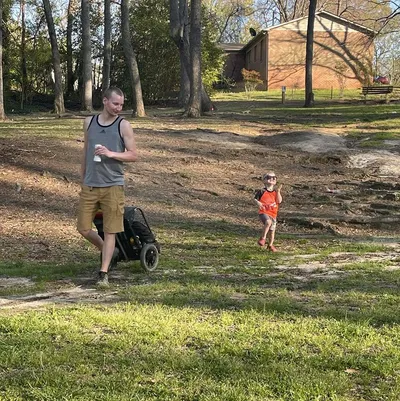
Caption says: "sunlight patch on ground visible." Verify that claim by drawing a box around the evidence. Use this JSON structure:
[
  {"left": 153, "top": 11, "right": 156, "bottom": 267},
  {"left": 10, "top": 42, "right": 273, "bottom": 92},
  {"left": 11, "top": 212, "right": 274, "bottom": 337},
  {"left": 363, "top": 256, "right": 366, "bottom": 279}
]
[
  {"left": 0, "top": 287, "right": 118, "bottom": 310},
  {"left": 0, "top": 277, "right": 34, "bottom": 288},
  {"left": 347, "top": 150, "right": 400, "bottom": 176}
]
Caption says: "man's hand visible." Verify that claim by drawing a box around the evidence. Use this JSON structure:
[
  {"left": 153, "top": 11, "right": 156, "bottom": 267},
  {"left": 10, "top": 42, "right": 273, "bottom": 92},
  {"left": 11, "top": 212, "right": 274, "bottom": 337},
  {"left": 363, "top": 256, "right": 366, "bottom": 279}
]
[{"left": 94, "top": 145, "right": 112, "bottom": 158}]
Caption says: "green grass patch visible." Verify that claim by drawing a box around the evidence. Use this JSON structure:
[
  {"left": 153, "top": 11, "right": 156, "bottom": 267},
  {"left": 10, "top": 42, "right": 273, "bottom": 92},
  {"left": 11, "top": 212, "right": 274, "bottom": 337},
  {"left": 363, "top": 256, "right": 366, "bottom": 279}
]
[
  {"left": 1, "top": 230, "right": 399, "bottom": 399},
  {"left": 346, "top": 129, "right": 400, "bottom": 147},
  {"left": 0, "top": 119, "right": 83, "bottom": 139},
  {"left": 211, "top": 91, "right": 400, "bottom": 128},
  {"left": 1, "top": 301, "right": 399, "bottom": 400}
]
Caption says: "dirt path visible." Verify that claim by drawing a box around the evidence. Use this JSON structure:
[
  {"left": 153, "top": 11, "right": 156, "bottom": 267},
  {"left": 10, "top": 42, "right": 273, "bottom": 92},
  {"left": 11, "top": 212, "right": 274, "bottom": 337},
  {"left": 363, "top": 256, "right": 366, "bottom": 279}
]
[
  {"left": 1, "top": 245, "right": 399, "bottom": 311},
  {"left": 0, "top": 114, "right": 399, "bottom": 309}
]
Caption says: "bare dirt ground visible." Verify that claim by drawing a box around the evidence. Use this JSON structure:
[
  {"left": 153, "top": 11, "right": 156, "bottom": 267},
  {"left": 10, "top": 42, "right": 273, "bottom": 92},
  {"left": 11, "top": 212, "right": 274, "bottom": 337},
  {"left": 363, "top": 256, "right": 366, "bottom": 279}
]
[{"left": 1, "top": 110, "right": 399, "bottom": 309}]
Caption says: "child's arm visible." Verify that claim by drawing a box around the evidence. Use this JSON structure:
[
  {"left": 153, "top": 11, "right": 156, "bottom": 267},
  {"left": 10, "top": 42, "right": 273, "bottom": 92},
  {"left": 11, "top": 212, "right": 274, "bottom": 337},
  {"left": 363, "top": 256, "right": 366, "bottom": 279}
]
[
  {"left": 276, "top": 184, "right": 283, "bottom": 203},
  {"left": 254, "top": 198, "right": 263, "bottom": 208},
  {"left": 254, "top": 190, "right": 263, "bottom": 208}
]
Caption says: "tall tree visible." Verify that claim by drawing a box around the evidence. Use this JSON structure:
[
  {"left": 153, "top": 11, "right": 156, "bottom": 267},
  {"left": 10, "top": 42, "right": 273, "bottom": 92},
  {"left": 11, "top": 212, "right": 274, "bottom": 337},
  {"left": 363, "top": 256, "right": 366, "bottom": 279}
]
[
  {"left": 102, "top": 0, "right": 111, "bottom": 92},
  {"left": 170, "top": 0, "right": 212, "bottom": 113},
  {"left": 20, "top": 0, "right": 27, "bottom": 109},
  {"left": 121, "top": 0, "right": 145, "bottom": 116},
  {"left": 272, "top": 0, "right": 309, "bottom": 22},
  {"left": 304, "top": 0, "right": 317, "bottom": 107},
  {"left": 170, "top": 0, "right": 190, "bottom": 106},
  {"left": 204, "top": 0, "right": 263, "bottom": 42},
  {"left": 66, "top": 0, "right": 78, "bottom": 97},
  {"left": 0, "top": 0, "right": 6, "bottom": 120},
  {"left": 43, "top": 0, "right": 65, "bottom": 115},
  {"left": 187, "top": 0, "right": 202, "bottom": 116},
  {"left": 81, "top": 0, "right": 93, "bottom": 111}
]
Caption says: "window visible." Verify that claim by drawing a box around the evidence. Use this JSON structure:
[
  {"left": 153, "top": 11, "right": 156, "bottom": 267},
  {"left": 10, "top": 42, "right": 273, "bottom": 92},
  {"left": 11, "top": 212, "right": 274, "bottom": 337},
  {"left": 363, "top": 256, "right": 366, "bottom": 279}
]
[
  {"left": 254, "top": 45, "right": 257, "bottom": 62},
  {"left": 260, "top": 40, "right": 264, "bottom": 61}
]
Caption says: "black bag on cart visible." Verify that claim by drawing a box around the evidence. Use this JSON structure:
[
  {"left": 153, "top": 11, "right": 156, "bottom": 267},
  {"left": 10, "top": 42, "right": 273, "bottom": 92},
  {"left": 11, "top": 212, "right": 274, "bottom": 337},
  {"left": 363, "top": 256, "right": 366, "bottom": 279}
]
[{"left": 94, "top": 206, "right": 160, "bottom": 272}]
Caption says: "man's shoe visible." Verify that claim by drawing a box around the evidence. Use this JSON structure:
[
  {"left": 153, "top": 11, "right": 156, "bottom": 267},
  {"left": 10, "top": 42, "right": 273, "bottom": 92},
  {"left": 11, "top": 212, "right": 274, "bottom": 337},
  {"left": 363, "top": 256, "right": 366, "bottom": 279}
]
[
  {"left": 268, "top": 245, "right": 278, "bottom": 252},
  {"left": 258, "top": 238, "right": 266, "bottom": 246},
  {"left": 96, "top": 271, "right": 109, "bottom": 287}
]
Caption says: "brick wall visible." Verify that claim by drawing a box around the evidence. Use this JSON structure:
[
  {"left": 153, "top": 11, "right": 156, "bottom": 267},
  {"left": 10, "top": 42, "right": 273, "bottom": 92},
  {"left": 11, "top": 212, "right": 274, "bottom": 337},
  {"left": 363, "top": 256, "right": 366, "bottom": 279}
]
[
  {"left": 223, "top": 52, "right": 246, "bottom": 82},
  {"left": 245, "top": 35, "right": 267, "bottom": 89},
  {"left": 267, "top": 29, "right": 374, "bottom": 89}
]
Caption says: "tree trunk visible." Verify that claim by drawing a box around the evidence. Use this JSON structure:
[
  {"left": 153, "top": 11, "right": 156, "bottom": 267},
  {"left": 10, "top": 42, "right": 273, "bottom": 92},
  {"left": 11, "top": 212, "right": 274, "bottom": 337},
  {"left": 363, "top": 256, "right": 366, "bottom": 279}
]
[
  {"left": 121, "top": 0, "right": 145, "bottom": 117},
  {"left": 43, "top": 0, "right": 65, "bottom": 115},
  {"left": 169, "top": 0, "right": 212, "bottom": 113},
  {"left": 20, "top": 0, "right": 27, "bottom": 110},
  {"left": 81, "top": 0, "right": 93, "bottom": 111},
  {"left": 171, "top": 0, "right": 190, "bottom": 107},
  {"left": 102, "top": 0, "right": 111, "bottom": 92},
  {"left": 187, "top": 0, "right": 201, "bottom": 117},
  {"left": 66, "top": 0, "right": 77, "bottom": 97},
  {"left": 304, "top": 0, "right": 317, "bottom": 108},
  {"left": 178, "top": 56, "right": 190, "bottom": 106},
  {"left": 0, "top": 0, "right": 6, "bottom": 120}
]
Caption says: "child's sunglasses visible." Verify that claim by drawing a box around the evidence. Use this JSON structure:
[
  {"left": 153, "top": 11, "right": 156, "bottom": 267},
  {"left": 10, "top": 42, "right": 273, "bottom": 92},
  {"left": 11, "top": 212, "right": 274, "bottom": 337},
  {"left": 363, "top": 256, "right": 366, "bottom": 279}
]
[{"left": 265, "top": 175, "right": 277, "bottom": 180}]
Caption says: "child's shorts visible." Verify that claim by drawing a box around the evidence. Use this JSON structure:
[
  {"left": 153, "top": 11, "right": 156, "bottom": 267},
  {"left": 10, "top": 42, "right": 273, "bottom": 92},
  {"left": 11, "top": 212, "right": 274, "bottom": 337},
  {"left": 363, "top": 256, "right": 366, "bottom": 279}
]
[{"left": 259, "top": 214, "right": 277, "bottom": 231}]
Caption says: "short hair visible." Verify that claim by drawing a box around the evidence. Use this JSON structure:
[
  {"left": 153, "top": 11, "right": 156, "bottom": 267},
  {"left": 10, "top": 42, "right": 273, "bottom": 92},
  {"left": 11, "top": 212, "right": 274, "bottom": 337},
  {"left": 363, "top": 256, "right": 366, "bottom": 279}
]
[
  {"left": 103, "top": 87, "right": 124, "bottom": 99},
  {"left": 263, "top": 172, "right": 275, "bottom": 180}
]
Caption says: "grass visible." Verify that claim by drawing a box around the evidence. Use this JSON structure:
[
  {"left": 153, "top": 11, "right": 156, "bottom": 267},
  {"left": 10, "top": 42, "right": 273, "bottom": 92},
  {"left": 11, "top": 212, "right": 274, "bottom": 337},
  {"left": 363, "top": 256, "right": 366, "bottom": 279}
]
[
  {"left": 347, "top": 129, "right": 400, "bottom": 147},
  {"left": 211, "top": 89, "right": 400, "bottom": 130},
  {"left": 1, "top": 108, "right": 400, "bottom": 400},
  {"left": 1, "top": 299, "right": 400, "bottom": 400},
  {"left": 2, "top": 92, "right": 400, "bottom": 147},
  {"left": 0, "top": 119, "right": 83, "bottom": 140},
  {"left": 1, "top": 226, "right": 400, "bottom": 400}
]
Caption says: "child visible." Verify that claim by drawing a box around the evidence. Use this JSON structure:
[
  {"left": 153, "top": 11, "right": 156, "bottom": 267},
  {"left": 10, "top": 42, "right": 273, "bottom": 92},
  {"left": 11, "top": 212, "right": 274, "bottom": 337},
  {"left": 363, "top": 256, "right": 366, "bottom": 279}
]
[{"left": 254, "top": 172, "right": 283, "bottom": 251}]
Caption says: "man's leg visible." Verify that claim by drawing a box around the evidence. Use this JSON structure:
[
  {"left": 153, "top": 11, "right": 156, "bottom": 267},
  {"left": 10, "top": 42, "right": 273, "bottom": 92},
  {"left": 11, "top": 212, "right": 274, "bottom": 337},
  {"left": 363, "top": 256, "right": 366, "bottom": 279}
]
[
  {"left": 78, "top": 229, "right": 103, "bottom": 251},
  {"left": 98, "top": 186, "right": 124, "bottom": 281},
  {"left": 77, "top": 186, "right": 102, "bottom": 247},
  {"left": 100, "top": 232, "right": 116, "bottom": 273}
]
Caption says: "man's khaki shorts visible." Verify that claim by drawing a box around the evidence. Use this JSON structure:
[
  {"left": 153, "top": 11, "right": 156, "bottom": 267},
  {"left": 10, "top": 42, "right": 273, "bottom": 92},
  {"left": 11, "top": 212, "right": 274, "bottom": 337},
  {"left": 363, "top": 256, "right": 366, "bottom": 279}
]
[{"left": 77, "top": 185, "right": 125, "bottom": 233}]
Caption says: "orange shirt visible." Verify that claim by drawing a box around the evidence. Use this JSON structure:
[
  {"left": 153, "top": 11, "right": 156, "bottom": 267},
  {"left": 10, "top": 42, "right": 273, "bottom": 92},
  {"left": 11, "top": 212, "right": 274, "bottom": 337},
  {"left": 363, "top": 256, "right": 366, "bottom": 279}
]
[{"left": 255, "top": 188, "right": 279, "bottom": 218}]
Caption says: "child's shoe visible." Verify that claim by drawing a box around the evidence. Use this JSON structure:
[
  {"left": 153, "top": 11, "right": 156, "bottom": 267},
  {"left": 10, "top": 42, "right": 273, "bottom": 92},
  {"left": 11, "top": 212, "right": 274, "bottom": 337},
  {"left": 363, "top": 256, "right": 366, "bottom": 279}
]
[
  {"left": 268, "top": 245, "right": 278, "bottom": 252},
  {"left": 258, "top": 238, "right": 266, "bottom": 246}
]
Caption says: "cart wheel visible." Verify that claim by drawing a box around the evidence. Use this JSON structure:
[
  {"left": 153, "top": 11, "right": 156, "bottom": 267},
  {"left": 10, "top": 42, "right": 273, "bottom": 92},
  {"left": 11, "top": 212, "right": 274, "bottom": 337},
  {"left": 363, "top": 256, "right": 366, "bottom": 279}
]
[{"left": 140, "top": 243, "right": 159, "bottom": 272}]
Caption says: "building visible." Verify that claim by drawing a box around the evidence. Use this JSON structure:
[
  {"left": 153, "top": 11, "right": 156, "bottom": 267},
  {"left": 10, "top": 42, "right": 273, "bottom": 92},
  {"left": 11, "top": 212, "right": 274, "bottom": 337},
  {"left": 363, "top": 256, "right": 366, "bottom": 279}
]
[{"left": 221, "top": 11, "right": 376, "bottom": 90}]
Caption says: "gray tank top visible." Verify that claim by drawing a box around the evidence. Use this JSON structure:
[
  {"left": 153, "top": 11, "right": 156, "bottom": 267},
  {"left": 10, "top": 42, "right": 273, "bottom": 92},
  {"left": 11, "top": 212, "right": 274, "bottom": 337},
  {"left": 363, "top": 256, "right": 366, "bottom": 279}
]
[{"left": 83, "top": 115, "right": 126, "bottom": 187}]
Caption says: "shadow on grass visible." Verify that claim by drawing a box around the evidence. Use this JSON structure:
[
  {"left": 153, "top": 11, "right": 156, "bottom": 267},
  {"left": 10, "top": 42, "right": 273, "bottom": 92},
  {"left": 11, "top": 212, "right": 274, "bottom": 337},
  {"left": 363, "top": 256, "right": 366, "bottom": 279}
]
[
  {"left": 115, "top": 264, "right": 400, "bottom": 326},
  {"left": 2, "top": 215, "right": 399, "bottom": 328}
]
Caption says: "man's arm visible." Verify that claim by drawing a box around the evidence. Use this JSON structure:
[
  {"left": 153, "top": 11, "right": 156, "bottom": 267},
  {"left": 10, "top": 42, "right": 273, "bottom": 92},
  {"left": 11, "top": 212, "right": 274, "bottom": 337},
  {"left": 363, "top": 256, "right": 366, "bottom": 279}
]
[
  {"left": 95, "top": 120, "right": 137, "bottom": 162},
  {"left": 80, "top": 117, "right": 91, "bottom": 183}
]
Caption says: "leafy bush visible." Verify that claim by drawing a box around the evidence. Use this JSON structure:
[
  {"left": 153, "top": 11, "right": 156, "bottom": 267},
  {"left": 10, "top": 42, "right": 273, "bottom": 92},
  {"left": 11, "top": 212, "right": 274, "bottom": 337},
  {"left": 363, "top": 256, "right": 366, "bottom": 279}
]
[{"left": 241, "top": 68, "right": 263, "bottom": 92}]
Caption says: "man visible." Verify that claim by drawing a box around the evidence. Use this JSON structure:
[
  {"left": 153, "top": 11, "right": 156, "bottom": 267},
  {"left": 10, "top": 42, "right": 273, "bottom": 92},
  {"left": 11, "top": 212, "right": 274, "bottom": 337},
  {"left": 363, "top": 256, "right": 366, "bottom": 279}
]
[{"left": 77, "top": 87, "right": 137, "bottom": 286}]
